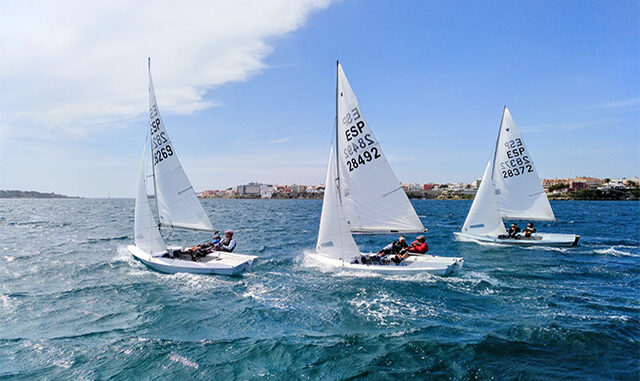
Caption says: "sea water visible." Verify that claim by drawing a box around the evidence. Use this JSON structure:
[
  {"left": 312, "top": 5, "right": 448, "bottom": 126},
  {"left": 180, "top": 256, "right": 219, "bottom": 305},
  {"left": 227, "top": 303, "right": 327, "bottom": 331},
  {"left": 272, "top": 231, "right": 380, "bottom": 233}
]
[{"left": 0, "top": 199, "right": 638, "bottom": 379}]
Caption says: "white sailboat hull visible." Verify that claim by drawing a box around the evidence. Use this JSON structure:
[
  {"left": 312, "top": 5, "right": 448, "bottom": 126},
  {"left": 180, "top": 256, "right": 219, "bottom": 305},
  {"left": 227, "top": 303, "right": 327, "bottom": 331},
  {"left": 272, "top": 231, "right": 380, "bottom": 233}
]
[
  {"left": 128, "top": 245, "right": 257, "bottom": 276},
  {"left": 311, "top": 252, "right": 463, "bottom": 276},
  {"left": 453, "top": 232, "right": 580, "bottom": 247}
]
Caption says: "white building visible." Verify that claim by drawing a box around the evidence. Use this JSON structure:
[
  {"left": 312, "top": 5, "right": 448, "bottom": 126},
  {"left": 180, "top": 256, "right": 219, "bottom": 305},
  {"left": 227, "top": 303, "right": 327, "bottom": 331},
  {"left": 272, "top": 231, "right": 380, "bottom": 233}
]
[
  {"left": 403, "top": 182, "right": 423, "bottom": 191},
  {"left": 260, "top": 184, "right": 276, "bottom": 198}
]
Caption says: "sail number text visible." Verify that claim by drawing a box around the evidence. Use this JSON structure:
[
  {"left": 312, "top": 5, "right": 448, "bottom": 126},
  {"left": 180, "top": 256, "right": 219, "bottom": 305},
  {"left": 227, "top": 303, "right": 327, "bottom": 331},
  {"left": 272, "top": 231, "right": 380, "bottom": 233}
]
[
  {"left": 149, "top": 106, "right": 174, "bottom": 165},
  {"left": 341, "top": 107, "right": 382, "bottom": 171},
  {"left": 499, "top": 138, "right": 533, "bottom": 178},
  {"left": 346, "top": 147, "right": 381, "bottom": 172}
]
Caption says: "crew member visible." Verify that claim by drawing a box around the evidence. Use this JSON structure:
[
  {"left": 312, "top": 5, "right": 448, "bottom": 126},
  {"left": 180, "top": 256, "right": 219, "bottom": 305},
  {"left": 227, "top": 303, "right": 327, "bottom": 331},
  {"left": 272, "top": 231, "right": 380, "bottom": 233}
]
[
  {"left": 215, "top": 230, "right": 236, "bottom": 252},
  {"left": 507, "top": 223, "right": 521, "bottom": 238},
  {"left": 376, "top": 235, "right": 408, "bottom": 256},
  {"left": 523, "top": 222, "right": 536, "bottom": 238},
  {"left": 188, "top": 234, "right": 221, "bottom": 261},
  {"left": 406, "top": 235, "right": 429, "bottom": 254}
]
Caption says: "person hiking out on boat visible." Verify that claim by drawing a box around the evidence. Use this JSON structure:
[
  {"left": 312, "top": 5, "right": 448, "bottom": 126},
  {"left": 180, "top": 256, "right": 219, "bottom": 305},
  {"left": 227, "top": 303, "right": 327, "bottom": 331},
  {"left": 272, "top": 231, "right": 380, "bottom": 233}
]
[
  {"left": 214, "top": 230, "right": 236, "bottom": 252},
  {"left": 406, "top": 235, "right": 429, "bottom": 254},
  {"left": 359, "top": 235, "right": 407, "bottom": 265},
  {"left": 187, "top": 234, "right": 221, "bottom": 261},
  {"left": 523, "top": 222, "right": 537, "bottom": 238},
  {"left": 376, "top": 235, "right": 408, "bottom": 256},
  {"left": 391, "top": 235, "right": 429, "bottom": 264},
  {"left": 507, "top": 223, "right": 521, "bottom": 238}
]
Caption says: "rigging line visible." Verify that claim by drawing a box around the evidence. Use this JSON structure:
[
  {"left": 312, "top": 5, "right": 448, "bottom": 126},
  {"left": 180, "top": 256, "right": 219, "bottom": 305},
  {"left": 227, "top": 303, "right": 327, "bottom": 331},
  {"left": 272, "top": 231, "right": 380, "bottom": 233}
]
[
  {"left": 490, "top": 106, "right": 507, "bottom": 182},
  {"left": 334, "top": 61, "right": 345, "bottom": 264}
]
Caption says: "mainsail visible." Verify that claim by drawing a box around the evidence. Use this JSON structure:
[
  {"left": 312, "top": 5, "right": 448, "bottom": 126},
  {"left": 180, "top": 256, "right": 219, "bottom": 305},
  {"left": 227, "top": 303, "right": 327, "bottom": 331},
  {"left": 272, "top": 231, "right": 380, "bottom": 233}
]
[
  {"left": 461, "top": 161, "right": 507, "bottom": 236},
  {"left": 491, "top": 107, "right": 555, "bottom": 221},
  {"left": 316, "top": 146, "right": 360, "bottom": 261},
  {"left": 335, "top": 63, "right": 424, "bottom": 233},
  {"left": 148, "top": 60, "right": 215, "bottom": 232},
  {"left": 134, "top": 142, "right": 167, "bottom": 254}
]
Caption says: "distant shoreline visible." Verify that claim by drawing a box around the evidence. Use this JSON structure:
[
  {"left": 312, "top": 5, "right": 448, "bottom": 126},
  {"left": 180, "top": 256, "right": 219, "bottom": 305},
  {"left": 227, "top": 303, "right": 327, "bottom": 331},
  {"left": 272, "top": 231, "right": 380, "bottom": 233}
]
[
  {"left": 2, "top": 189, "right": 637, "bottom": 201},
  {"left": 0, "top": 190, "right": 79, "bottom": 199}
]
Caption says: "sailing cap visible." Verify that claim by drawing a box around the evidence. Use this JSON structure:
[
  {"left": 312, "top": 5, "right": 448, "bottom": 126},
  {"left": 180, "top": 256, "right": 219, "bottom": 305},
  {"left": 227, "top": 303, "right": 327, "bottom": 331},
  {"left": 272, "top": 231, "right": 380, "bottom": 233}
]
[
  {"left": 224, "top": 230, "right": 234, "bottom": 235},
  {"left": 398, "top": 235, "right": 405, "bottom": 241}
]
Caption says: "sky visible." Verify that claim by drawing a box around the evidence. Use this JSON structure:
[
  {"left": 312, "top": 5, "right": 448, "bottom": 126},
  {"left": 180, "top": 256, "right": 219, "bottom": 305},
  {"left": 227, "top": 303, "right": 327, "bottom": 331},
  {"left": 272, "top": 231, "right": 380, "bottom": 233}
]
[{"left": 0, "top": 0, "right": 638, "bottom": 197}]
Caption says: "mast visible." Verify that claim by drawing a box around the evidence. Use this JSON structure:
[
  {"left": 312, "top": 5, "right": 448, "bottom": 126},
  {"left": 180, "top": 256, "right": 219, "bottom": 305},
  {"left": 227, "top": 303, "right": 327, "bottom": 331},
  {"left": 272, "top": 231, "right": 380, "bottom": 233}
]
[
  {"left": 335, "top": 61, "right": 342, "bottom": 203},
  {"left": 336, "top": 61, "right": 344, "bottom": 264},
  {"left": 490, "top": 106, "right": 507, "bottom": 181},
  {"left": 148, "top": 57, "right": 161, "bottom": 227}
]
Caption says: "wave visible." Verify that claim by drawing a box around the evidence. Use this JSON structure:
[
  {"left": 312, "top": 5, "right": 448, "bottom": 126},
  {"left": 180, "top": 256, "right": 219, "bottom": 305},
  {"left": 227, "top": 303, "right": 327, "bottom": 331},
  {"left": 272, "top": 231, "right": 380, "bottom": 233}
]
[
  {"left": 240, "top": 282, "right": 293, "bottom": 311},
  {"left": 522, "top": 245, "right": 571, "bottom": 253},
  {"left": 85, "top": 235, "right": 129, "bottom": 244},
  {"left": 113, "top": 246, "right": 137, "bottom": 264},
  {"left": 592, "top": 246, "right": 639, "bottom": 257},
  {"left": 168, "top": 352, "right": 199, "bottom": 369},
  {"left": 347, "top": 289, "right": 439, "bottom": 326}
]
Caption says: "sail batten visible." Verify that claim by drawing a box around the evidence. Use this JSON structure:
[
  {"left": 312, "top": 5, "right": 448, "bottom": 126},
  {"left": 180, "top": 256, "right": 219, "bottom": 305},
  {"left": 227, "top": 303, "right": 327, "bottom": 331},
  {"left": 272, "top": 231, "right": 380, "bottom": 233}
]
[
  {"left": 335, "top": 63, "right": 424, "bottom": 234},
  {"left": 148, "top": 62, "right": 215, "bottom": 232}
]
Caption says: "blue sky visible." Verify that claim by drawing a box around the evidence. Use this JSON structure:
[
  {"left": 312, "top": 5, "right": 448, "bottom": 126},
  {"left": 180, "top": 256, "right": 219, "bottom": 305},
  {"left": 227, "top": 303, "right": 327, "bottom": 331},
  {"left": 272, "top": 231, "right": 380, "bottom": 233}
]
[{"left": 0, "top": 0, "right": 637, "bottom": 197}]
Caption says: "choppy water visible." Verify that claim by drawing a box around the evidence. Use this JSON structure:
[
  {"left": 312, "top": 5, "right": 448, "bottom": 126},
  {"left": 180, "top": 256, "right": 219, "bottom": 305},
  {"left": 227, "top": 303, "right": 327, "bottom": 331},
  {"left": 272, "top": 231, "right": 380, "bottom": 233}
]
[{"left": 0, "top": 199, "right": 638, "bottom": 379}]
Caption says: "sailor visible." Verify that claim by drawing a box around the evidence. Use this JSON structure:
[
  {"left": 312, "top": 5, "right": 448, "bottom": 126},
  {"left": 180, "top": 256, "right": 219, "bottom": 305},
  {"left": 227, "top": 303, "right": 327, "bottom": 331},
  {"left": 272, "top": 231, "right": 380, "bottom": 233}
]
[
  {"left": 523, "top": 222, "right": 536, "bottom": 238},
  {"left": 215, "top": 230, "right": 236, "bottom": 252},
  {"left": 406, "top": 235, "right": 429, "bottom": 254},
  {"left": 376, "top": 235, "right": 408, "bottom": 257},
  {"left": 371, "top": 235, "right": 408, "bottom": 264},
  {"left": 507, "top": 223, "right": 521, "bottom": 238},
  {"left": 188, "top": 234, "right": 221, "bottom": 261},
  {"left": 390, "top": 235, "right": 428, "bottom": 264}
]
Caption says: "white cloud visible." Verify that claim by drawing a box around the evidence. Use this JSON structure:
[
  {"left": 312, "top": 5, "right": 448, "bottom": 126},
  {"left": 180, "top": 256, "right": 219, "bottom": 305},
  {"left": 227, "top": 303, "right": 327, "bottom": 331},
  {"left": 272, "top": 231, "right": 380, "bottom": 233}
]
[
  {"left": 599, "top": 97, "right": 640, "bottom": 110},
  {"left": 0, "top": 0, "right": 331, "bottom": 135}
]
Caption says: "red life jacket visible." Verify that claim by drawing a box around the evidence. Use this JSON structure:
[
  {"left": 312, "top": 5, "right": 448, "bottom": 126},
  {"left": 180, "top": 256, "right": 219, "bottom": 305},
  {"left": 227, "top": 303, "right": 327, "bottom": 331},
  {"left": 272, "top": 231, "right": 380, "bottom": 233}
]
[{"left": 407, "top": 241, "right": 428, "bottom": 254}]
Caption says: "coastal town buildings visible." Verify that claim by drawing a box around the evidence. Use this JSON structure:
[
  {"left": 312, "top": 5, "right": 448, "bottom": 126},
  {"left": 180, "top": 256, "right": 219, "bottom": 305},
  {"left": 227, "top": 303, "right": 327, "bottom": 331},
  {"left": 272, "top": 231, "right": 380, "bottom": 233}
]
[
  {"left": 542, "top": 177, "right": 605, "bottom": 192},
  {"left": 196, "top": 176, "right": 636, "bottom": 199}
]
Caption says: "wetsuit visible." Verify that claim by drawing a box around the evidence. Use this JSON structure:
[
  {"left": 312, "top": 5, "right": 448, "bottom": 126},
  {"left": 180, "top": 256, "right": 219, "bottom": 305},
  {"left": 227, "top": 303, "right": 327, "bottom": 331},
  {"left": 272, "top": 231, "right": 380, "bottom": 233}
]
[{"left": 523, "top": 227, "right": 536, "bottom": 238}]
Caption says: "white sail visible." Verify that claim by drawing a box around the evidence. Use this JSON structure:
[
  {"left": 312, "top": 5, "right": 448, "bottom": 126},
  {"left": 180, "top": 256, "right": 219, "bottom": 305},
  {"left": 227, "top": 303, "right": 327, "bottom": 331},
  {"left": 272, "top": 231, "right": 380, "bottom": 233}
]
[
  {"left": 148, "top": 62, "right": 215, "bottom": 231},
  {"left": 336, "top": 63, "right": 424, "bottom": 233},
  {"left": 134, "top": 142, "right": 167, "bottom": 254},
  {"left": 461, "top": 161, "right": 507, "bottom": 236},
  {"left": 491, "top": 107, "right": 555, "bottom": 221},
  {"left": 316, "top": 146, "right": 360, "bottom": 261}
]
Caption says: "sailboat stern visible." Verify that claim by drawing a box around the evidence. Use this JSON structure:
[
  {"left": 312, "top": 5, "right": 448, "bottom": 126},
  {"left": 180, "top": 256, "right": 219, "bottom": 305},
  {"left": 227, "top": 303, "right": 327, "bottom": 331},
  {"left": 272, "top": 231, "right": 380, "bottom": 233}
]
[{"left": 444, "top": 258, "right": 464, "bottom": 276}]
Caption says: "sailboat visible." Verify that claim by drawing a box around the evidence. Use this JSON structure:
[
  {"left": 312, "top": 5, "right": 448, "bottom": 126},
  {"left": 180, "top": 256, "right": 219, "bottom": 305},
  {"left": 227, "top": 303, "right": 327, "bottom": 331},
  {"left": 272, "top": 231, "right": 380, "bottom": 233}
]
[
  {"left": 312, "top": 62, "right": 463, "bottom": 275},
  {"left": 127, "top": 59, "right": 257, "bottom": 275},
  {"left": 454, "top": 107, "right": 580, "bottom": 246},
  {"left": 335, "top": 65, "right": 425, "bottom": 234}
]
